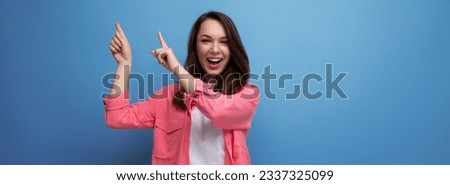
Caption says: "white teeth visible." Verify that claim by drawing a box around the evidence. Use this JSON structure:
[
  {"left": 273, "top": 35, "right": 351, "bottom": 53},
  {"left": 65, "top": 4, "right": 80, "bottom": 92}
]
[{"left": 208, "top": 58, "right": 222, "bottom": 62}]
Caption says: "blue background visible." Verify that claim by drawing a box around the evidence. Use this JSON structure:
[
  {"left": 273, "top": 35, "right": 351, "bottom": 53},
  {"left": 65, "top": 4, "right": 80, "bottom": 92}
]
[{"left": 1, "top": 0, "right": 449, "bottom": 164}]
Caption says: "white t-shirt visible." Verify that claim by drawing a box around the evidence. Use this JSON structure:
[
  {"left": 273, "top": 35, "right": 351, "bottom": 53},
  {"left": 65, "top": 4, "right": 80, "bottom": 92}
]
[{"left": 189, "top": 107, "right": 225, "bottom": 165}]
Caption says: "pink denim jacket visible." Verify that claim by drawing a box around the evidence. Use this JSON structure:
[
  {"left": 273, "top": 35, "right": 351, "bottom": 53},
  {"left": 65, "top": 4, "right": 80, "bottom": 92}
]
[{"left": 103, "top": 79, "right": 260, "bottom": 165}]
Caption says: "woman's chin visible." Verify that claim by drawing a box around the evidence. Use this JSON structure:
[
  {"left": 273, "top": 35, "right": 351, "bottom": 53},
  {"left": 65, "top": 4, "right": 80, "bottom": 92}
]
[{"left": 206, "top": 70, "right": 222, "bottom": 76}]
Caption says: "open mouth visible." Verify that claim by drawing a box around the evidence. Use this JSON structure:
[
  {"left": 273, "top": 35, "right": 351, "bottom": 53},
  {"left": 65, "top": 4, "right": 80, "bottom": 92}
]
[
  {"left": 207, "top": 58, "right": 223, "bottom": 69},
  {"left": 207, "top": 58, "right": 223, "bottom": 64}
]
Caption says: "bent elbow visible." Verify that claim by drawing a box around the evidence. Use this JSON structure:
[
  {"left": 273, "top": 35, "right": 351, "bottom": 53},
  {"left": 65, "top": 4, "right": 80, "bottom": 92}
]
[
  {"left": 105, "top": 119, "right": 120, "bottom": 129},
  {"left": 104, "top": 111, "right": 127, "bottom": 129}
]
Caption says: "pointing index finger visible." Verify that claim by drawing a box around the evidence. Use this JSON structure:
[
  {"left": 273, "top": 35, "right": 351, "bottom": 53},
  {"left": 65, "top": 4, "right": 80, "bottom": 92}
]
[
  {"left": 115, "top": 22, "right": 124, "bottom": 34},
  {"left": 158, "top": 31, "right": 169, "bottom": 48}
]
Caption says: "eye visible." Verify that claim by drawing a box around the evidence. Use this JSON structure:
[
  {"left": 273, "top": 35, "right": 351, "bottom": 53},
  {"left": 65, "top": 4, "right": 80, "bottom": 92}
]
[
  {"left": 220, "top": 40, "right": 228, "bottom": 45},
  {"left": 201, "top": 39, "right": 211, "bottom": 43}
]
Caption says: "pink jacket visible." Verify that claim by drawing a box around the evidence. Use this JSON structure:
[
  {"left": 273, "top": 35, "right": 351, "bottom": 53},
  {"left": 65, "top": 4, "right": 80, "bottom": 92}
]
[{"left": 103, "top": 79, "right": 260, "bottom": 165}]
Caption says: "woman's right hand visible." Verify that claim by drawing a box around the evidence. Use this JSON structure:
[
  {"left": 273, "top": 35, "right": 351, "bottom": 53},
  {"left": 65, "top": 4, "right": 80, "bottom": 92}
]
[{"left": 109, "top": 23, "right": 132, "bottom": 65}]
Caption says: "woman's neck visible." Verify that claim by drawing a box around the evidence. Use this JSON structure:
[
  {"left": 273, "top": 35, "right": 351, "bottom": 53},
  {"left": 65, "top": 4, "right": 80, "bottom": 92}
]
[{"left": 203, "top": 75, "right": 219, "bottom": 85}]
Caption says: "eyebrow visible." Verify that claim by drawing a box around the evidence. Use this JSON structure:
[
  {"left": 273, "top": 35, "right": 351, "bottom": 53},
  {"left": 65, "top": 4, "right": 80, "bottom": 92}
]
[{"left": 199, "top": 34, "right": 227, "bottom": 39}]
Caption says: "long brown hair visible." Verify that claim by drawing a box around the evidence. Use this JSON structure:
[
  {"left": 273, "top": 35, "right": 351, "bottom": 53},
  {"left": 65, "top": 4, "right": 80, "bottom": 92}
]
[{"left": 173, "top": 11, "right": 250, "bottom": 110}]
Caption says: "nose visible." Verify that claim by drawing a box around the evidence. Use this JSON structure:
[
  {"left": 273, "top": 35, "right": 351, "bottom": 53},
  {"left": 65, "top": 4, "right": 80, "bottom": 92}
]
[{"left": 209, "top": 42, "right": 220, "bottom": 54}]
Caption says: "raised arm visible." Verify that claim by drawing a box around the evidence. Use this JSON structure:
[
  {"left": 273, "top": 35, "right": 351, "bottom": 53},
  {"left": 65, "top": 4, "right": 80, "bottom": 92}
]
[
  {"left": 151, "top": 32, "right": 196, "bottom": 94},
  {"left": 109, "top": 23, "right": 132, "bottom": 95},
  {"left": 150, "top": 32, "right": 259, "bottom": 130},
  {"left": 104, "top": 23, "right": 155, "bottom": 129}
]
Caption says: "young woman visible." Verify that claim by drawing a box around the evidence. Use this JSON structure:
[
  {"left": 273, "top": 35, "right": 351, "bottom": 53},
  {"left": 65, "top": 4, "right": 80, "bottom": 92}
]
[{"left": 104, "top": 11, "right": 259, "bottom": 165}]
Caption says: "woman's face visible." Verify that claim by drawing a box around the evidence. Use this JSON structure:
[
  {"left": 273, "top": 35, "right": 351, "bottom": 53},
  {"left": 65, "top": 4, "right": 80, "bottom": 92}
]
[{"left": 196, "top": 19, "right": 230, "bottom": 76}]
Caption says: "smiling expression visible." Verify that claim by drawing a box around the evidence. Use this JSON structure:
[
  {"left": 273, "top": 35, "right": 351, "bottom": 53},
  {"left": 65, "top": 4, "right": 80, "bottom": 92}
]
[{"left": 196, "top": 19, "right": 231, "bottom": 76}]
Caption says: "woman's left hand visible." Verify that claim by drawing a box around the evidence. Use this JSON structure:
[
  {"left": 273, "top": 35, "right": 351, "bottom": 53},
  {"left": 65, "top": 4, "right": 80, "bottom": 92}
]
[{"left": 151, "top": 32, "right": 181, "bottom": 73}]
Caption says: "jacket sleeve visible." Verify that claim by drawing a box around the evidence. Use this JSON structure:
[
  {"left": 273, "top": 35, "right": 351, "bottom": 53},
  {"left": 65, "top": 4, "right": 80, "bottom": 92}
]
[
  {"left": 103, "top": 90, "right": 156, "bottom": 129},
  {"left": 183, "top": 78, "right": 260, "bottom": 130}
]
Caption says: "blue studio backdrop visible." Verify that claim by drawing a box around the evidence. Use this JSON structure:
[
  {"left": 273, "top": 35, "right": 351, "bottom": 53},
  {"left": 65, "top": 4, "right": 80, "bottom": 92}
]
[{"left": 1, "top": 0, "right": 449, "bottom": 164}]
